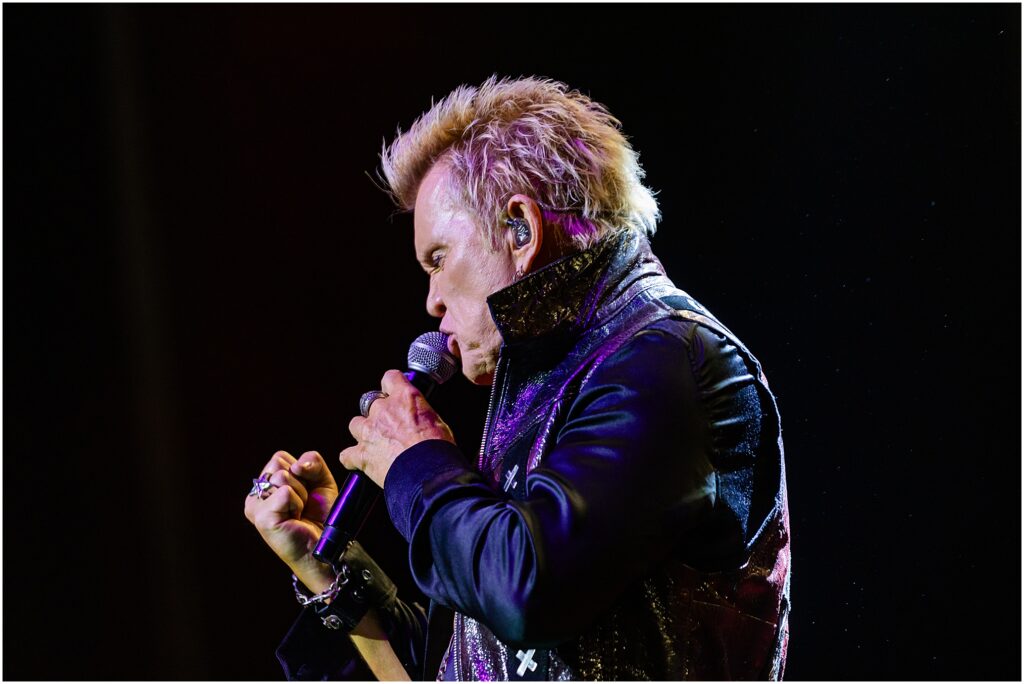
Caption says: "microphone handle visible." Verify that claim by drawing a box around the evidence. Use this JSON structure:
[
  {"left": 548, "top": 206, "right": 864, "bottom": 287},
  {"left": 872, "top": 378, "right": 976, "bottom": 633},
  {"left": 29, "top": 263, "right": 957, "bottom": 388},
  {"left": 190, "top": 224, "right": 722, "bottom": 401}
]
[{"left": 311, "top": 371, "right": 437, "bottom": 566}]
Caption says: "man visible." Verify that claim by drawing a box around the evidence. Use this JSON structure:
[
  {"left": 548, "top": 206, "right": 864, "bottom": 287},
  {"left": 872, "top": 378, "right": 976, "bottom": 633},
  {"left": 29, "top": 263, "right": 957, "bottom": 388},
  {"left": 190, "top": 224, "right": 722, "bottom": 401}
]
[{"left": 245, "top": 76, "right": 791, "bottom": 681}]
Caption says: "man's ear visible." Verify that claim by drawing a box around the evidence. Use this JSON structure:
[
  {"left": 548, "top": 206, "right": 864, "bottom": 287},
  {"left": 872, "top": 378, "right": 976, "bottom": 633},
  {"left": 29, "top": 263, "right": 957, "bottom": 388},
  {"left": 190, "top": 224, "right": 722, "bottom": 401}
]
[{"left": 505, "top": 194, "right": 544, "bottom": 275}]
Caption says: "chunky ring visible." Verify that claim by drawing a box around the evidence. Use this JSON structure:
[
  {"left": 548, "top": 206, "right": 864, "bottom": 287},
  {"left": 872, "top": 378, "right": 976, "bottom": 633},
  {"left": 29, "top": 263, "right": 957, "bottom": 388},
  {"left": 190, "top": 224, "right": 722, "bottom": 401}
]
[
  {"left": 359, "top": 390, "right": 389, "bottom": 417},
  {"left": 249, "top": 472, "right": 274, "bottom": 498}
]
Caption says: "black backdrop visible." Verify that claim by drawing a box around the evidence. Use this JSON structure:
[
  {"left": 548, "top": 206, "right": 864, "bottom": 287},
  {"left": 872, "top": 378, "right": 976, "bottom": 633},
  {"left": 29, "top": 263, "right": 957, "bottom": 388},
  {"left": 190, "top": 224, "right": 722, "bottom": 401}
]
[{"left": 3, "top": 4, "right": 1020, "bottom": 680}]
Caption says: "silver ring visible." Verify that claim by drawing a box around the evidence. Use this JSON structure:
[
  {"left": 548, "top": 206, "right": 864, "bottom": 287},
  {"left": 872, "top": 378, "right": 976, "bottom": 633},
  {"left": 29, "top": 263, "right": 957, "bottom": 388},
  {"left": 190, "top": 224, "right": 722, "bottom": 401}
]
[
  {"left": 248, "top": 472, "right": 274, "bottom": 498},
  {"left": 359, "top": 390, "right": 388, "bottom": 417}
]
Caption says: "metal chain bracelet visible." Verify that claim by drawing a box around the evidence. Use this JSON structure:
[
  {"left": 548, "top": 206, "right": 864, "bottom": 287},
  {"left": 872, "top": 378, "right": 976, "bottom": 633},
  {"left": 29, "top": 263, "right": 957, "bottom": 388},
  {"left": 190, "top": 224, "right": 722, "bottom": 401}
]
[{"left": 292, "top": 563, "right": 351, "bottom": 606}]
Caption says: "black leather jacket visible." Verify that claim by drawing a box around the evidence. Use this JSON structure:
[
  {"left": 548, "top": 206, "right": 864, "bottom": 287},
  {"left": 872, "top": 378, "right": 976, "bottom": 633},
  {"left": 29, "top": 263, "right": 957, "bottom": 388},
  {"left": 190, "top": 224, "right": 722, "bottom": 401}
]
[{"left": 278, "top": 230, "right": 791, "bottom": 680}]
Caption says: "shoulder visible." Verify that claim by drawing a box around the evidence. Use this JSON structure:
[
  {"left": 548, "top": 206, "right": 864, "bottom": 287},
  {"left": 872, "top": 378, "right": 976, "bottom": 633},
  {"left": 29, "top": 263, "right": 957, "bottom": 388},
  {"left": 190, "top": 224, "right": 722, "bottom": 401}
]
[
  {"left": 641, "top": 316, "right": 758, "bottom": 389},
  {"left": 569, "top": 317, "right": 704, "bottom": 417},
  {"left": 574, "top": 315, "right": 764, "bottom": 436},
  {"left": 594, "top": 315, "right": 754, "bottom": 384}
]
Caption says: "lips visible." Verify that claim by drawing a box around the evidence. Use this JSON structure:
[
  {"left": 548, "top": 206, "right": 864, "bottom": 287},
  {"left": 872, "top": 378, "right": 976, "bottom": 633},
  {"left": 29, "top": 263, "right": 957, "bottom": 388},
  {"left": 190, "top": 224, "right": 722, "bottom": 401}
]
[{"left": 444, "top": 333, "right": 461, "bottom": 359}]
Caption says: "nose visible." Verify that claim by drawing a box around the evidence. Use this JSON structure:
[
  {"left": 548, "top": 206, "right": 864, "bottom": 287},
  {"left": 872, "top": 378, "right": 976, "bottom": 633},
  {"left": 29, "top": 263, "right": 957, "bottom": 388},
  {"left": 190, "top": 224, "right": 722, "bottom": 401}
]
[{"left": 426, "top": 277, "right": 445, "bottom": 318}]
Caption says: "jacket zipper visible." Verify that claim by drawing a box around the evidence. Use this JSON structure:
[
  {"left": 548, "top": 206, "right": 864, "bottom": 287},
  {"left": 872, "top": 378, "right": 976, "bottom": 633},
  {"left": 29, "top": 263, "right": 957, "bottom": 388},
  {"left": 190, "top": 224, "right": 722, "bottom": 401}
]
[
  {"left": 452, "top": 613, "right": 462, "bottom": 681},
  {"left": 476, "top": 348, "right": 505, "bottom": 470},
  {"left": 450, "top": 349, "right": 503, "bottom": 681}
]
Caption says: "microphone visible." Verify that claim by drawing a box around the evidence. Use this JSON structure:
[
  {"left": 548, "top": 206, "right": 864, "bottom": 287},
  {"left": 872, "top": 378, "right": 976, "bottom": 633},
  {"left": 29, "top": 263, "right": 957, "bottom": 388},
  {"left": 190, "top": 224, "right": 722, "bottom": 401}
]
[{"left": 312, "top": 331, "right": 458, "bottom": 566}]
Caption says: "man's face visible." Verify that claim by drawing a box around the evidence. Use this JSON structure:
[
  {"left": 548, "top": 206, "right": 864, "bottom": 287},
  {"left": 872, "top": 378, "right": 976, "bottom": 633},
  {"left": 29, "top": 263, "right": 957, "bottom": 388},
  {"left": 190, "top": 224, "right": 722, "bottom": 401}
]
[{"left": 414, "top": 163, "right": 515, "bottom": 385}]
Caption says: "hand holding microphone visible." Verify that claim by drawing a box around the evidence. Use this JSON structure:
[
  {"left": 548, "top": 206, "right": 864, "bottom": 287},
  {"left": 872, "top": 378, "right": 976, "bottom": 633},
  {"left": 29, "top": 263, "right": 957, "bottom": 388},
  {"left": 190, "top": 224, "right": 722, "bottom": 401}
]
[{"left": 313, "top": 331, "right": 458, "bottom": 566}]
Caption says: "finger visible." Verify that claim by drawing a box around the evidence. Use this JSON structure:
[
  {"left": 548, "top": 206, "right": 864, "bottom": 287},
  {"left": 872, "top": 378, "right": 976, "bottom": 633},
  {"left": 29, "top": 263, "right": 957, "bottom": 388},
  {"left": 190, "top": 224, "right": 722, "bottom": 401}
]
[
  {"left": 252, "top": 483, "right": 303, "bottom": 531},
  {"left": 244, "top": 456, "right": 291, "bottom": 521},
  {"left": 339, "top": 445, "right": 364, "bottom": 473},
  {"left": 349, "top": 415, "right": 367, "bottom": 442},
  {"left": 363, "top": 390, "right": 387, "bottom": 418},
  {"left": 244, "top": 488, "right": 259, "bottom": 522},
  {"left": 244, "top": 481, "right": 281, "bottom": 525},
  {"left": 380, "top": 369, "right": 414, "bottom": 396},
  {"left": 270, "top": 468, "right": 308, "bottom": 503},
  {"left": 289, "top": 451, "right": 336, "bottom": 491},
  {"left": 259, "top": 450, "right": 297, "bottom": 477}
]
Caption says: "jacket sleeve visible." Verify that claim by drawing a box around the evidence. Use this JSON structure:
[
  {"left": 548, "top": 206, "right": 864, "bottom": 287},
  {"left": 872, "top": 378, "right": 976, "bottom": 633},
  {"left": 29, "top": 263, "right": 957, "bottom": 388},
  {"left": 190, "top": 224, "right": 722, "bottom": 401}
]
[
  {"left": 382, "top": 326, "right": 719, "bottom": 648},
  {"left": 275, "top": 541, "right": 429, "bottom": 680}
]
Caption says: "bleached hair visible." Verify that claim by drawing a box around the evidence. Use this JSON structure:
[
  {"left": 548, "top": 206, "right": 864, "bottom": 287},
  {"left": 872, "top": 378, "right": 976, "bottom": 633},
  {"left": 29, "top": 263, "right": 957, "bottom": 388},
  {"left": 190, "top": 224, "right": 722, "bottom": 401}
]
[{"left": 379, "top": 75, "right": 660, "bottom": 252}]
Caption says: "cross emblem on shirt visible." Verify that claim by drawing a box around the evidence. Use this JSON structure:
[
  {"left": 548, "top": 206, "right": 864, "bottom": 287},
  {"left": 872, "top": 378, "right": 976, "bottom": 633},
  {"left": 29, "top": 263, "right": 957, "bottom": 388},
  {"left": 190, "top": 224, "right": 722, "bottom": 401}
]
[
  {"left": 503, "top": 464, "right": 520, "bottom": 493},
  {"left": 516, "top": 649, "right": 537, "bottom": 677}
]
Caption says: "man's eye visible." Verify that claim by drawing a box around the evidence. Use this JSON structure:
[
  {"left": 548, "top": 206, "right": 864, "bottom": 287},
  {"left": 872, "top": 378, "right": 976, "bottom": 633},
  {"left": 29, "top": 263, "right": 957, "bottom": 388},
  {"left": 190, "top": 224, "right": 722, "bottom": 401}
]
[{"left": 430, "top": 254, "right": 444, "bottom": 272}]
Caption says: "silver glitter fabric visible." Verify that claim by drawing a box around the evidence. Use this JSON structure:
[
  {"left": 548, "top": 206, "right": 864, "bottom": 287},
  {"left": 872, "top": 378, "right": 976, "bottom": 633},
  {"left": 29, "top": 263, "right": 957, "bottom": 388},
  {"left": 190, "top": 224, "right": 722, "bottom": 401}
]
[
  {"left": 452, "top": 612, "right": 507, "bottom": 680},
  {"left": 446, "top": 613, "right": 577, "bottom": 681}
]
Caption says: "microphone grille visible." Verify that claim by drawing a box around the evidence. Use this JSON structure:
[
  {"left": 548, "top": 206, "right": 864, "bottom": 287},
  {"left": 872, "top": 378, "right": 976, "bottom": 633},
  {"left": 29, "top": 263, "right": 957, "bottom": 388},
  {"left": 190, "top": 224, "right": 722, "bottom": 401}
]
[{"left": 407, "top": 331, "right": 458, "bottom": 385}]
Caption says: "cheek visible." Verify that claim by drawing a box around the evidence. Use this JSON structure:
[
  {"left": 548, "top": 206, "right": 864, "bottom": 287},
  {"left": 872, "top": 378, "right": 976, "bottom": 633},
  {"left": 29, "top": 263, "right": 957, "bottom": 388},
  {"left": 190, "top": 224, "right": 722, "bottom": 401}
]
[
  {"left": 445, "top": 255, "right": 508, "bottom": 342},
  {"left": 453, "top": 278, "right": 493, "bottom": 330}
]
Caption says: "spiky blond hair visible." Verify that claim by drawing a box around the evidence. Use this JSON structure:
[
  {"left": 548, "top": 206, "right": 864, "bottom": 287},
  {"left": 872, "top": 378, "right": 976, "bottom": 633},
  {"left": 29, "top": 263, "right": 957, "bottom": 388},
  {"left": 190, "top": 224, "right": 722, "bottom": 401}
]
[{"left": 379, "top": 75, "right": 660, "bottom": 252}]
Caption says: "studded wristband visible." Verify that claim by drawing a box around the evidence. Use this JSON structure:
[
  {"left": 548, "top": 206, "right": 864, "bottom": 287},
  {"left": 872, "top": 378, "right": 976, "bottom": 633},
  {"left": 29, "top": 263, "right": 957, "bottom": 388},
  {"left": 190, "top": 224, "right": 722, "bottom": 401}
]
[
  {"left": 313, "top": 563, "right": 375, "bottom": 631},
  {"left": 292, "top": 540, "right": 398, "bottom": 632}
]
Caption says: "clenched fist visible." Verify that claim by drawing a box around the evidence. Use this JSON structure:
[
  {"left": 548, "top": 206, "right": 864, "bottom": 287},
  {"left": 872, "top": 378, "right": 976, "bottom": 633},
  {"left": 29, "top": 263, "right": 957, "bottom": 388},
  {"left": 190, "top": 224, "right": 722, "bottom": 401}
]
[{"left": 244, "top": 449, "right": 338, "bottom": 594}]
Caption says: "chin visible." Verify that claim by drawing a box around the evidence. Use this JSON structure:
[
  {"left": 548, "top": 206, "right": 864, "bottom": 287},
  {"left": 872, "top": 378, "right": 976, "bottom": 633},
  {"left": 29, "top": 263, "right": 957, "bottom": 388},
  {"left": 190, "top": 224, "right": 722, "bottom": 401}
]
[
  {"left": 462, "top": 355, "right": 496, "bottom": 386},
  {"left": 465, "top": 365, "right": 495, "bottom": 386},
  {"left": 468, "top": 371, "right": 495, "bottom": 386}
]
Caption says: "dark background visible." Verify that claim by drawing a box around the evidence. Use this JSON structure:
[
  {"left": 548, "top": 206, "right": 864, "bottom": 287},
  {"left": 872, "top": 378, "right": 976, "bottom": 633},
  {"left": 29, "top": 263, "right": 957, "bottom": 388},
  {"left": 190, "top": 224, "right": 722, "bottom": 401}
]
[{"left": 3, "top": 3, "right": 1020, "bottom": 680}]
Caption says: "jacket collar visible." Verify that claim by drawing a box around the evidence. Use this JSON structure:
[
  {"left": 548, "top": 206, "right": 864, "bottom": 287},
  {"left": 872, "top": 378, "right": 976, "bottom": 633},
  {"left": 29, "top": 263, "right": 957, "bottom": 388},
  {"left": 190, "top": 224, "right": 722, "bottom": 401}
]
[{"left": 486, "top": 229, "right": 667, "bottom": 348}]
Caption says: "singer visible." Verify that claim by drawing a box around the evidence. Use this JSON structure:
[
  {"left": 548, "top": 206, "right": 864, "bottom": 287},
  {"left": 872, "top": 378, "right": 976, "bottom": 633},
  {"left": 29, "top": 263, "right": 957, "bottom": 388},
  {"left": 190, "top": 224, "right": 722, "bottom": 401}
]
[{"left": 245, "top": 76, "right": 791, "bottom": 680}]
